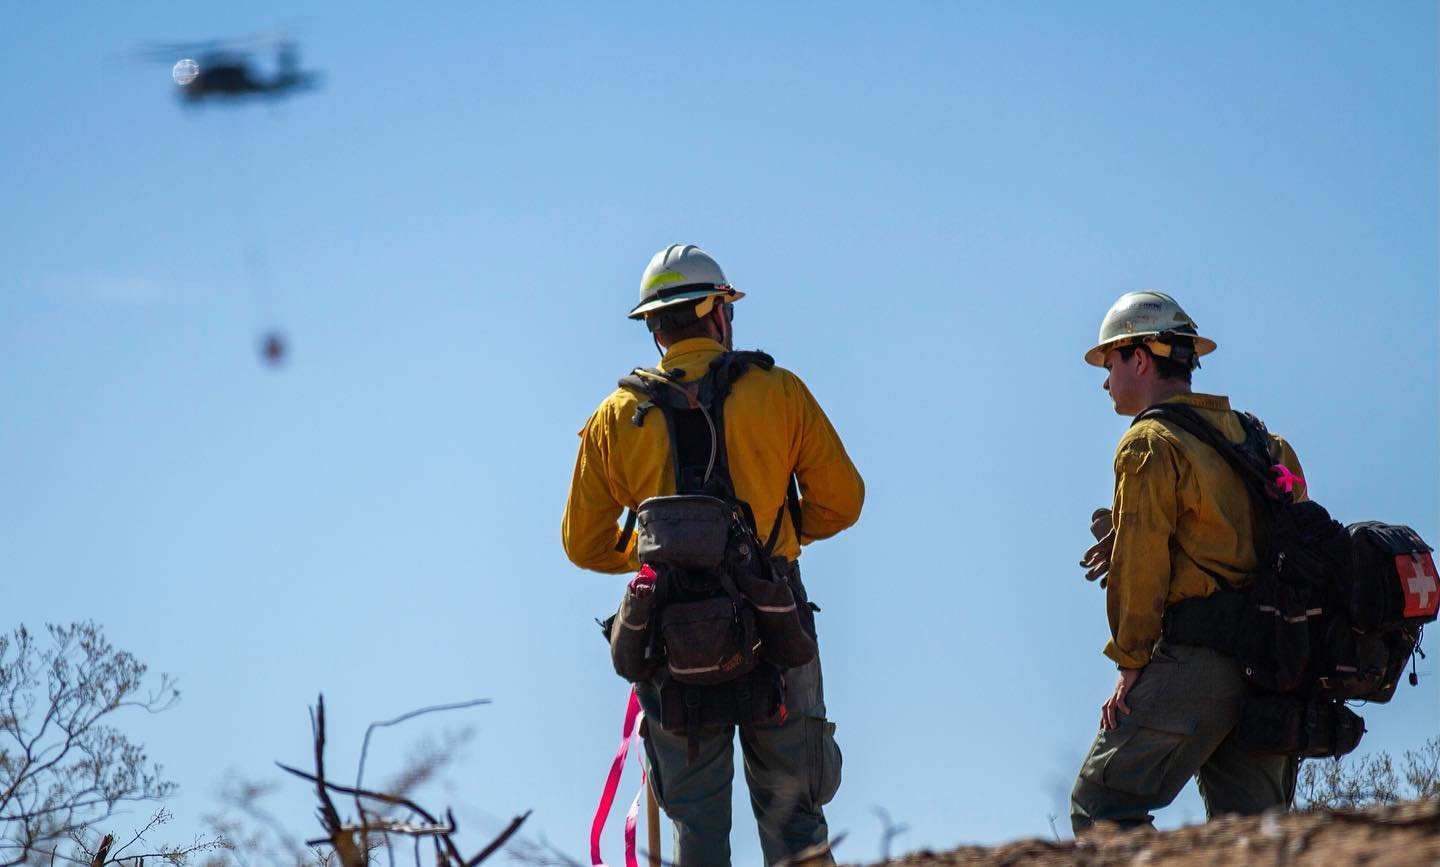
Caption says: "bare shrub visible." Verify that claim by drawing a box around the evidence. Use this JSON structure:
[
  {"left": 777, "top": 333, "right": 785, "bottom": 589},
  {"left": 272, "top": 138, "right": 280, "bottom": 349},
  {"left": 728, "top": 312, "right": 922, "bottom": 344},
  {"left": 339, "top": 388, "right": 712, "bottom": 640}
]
[
  {"left": 1297, "top": 736, "right": 1440, "bottom": 809},
  {"left": 0, "top": 623, "right": 183, "bottom": 866}
]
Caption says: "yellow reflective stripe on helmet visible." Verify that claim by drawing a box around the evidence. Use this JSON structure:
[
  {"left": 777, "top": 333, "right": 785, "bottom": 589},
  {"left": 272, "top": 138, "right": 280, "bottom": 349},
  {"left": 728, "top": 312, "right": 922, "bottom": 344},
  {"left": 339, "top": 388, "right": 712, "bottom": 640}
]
[
  {"left": 1143, "top": 337, "right": 1175, "bottom": 358},
  {"left": 1109, "top": 335, "right": 1181, "bottom": 359},
  {"left": 642, "top": 271, "right": 689, "bottom": 291}
]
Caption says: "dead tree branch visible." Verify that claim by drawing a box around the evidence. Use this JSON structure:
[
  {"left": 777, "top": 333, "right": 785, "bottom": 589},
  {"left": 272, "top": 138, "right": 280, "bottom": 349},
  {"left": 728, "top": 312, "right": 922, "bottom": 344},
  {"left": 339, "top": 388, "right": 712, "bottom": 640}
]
[
  {"left": 61, "top": 806, "right": 227, "bottom": 867},
  {"left": 279, "top": 695, "right": 528, "bottom": 866}
]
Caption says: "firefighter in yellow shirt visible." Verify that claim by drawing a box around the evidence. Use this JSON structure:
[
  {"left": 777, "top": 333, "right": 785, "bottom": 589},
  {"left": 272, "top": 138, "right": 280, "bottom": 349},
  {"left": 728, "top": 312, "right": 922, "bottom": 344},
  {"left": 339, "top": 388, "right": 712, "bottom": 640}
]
[
  {"left": 563, "top": 245, "right": 864, "bottom": 866},
  {"left": 1071, "top": 292, "right": 1303, "bottom": 831}
]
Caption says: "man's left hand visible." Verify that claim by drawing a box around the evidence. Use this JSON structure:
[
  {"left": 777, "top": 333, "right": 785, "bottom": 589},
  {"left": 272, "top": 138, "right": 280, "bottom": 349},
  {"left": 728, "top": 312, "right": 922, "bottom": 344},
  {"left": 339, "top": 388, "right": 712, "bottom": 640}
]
[
  {"left": 1100, "top": 667, "right": 1144, "bottom": 730},
  {"left": 1080, "top": 508, "right": 1115, "bottom": 587}
]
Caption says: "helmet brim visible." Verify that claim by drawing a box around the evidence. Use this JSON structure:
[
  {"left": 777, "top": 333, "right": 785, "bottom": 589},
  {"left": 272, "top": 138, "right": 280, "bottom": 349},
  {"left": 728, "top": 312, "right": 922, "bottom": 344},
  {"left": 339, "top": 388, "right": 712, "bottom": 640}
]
[
  {"left": 628, "top": 287, "right": 745, "bottom": 320},
  {"left": 1084, "top": 334, "right": 1217, "bottom": 367}
]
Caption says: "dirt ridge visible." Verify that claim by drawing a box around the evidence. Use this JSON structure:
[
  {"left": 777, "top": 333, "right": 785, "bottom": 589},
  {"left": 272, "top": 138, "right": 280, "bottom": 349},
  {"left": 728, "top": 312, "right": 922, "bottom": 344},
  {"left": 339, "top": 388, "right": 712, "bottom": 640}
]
[{"left": 869, "top": 798, "right": 1440, "bottom": 866}]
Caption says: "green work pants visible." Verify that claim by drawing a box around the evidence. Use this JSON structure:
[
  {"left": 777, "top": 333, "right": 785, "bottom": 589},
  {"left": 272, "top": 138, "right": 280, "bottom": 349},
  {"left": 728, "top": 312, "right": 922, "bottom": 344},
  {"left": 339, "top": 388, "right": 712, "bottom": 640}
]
[
  {"left": 1071, "top": 642, "right": 1296, "bottom": 833},
  {"left": 635, "top": 657, "right": 842, "bottom": 867}
]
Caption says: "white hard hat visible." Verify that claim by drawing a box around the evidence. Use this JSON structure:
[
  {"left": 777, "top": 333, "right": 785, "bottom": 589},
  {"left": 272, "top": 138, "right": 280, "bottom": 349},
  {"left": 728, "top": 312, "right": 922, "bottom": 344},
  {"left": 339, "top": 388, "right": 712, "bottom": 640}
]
[
  {"left": 1084, "top": 291, "right": 1217, "bottom": 368},
  {"left": 628, "top": 244, "right": 745, "bottom": 320}
]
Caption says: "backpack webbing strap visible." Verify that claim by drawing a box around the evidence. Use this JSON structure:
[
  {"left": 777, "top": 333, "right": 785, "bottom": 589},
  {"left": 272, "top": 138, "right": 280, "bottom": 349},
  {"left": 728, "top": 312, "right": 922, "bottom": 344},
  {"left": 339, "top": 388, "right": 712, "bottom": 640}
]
[
  {"left": 761, "top": 474, "right": 803, "bottom": 556},
  {"left": 615, "top": 508, "right": 639, "bottom": 553},
  {"left": 618, "top": 478, "right": 800, "bottom": 558},
  {"left": 613, "top": 351, "right": 796, "bottom": 554},
  {"left": 632, "top": 401, "right": 654, "bottom": 426},
  {"left": 786, "top": 473, "right": 802, "bottom": 541},
  {"left": 683, "top": 688, "right": 702, "bottom": 764},
  {"left": 1194, "top": 560, "right": 1239, "bottom": 595},
  {"left": 733, "top": 677, "right": 752, "bottom": 733},
  {"left": 617, "top": 479, "right": 800, "bottom": 558}
]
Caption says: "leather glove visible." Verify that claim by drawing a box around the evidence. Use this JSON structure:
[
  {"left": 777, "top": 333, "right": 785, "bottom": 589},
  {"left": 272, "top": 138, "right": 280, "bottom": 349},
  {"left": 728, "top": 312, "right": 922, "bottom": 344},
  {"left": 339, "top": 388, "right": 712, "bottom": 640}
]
[{"left": 1080, "top": 507, "right": 1115, "bottom": 588}]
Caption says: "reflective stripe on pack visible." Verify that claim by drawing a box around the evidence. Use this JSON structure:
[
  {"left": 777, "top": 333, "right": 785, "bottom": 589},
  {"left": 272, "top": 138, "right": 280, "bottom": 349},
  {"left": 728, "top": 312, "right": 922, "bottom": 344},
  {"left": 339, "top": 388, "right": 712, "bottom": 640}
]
[
  {"left": 1256, "top": 605, "right": 1324, "bottom": 624},
  {"left": 667, "top": 662, "right": 724, "bottom": 677},
  {"left": 750, "top": 602, "right": 798, "bottom": 614}
]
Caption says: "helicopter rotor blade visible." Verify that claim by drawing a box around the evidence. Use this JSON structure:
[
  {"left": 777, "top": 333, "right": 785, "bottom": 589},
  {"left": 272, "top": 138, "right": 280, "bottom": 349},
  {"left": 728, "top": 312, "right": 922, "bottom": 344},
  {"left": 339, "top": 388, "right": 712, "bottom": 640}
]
[
  {"left": 135, "top": 26, "right": 302, "bottom": 64},
  {"left": 136, "top": 39, "right": 228, "bottom": 61}
]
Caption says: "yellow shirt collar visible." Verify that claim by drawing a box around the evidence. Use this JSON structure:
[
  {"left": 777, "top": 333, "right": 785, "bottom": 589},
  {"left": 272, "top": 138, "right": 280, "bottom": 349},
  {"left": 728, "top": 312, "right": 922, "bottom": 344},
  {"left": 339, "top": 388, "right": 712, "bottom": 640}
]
[
  {"left": 1159, "top": 392, "right": 1231, "bottom": 413},
  {"left": 660, "top": 338, "right": 727, "bottom": 378}
]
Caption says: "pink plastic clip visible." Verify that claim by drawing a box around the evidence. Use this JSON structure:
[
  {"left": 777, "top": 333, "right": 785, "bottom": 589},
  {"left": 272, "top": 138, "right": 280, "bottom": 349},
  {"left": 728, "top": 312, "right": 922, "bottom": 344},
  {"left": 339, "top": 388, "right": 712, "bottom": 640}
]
[
  {"left": 628, "top": 565, "right": 657, "bottom": 593},
  {"left": 1271, "top": 464, "right": 1305, "bottom": 494}
]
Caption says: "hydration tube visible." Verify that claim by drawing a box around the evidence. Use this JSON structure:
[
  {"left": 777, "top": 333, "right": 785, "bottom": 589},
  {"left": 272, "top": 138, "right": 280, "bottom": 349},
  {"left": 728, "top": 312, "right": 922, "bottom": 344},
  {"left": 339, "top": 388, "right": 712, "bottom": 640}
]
[{"left": 630, "top": 368, "right": 718, "bottom": 486}]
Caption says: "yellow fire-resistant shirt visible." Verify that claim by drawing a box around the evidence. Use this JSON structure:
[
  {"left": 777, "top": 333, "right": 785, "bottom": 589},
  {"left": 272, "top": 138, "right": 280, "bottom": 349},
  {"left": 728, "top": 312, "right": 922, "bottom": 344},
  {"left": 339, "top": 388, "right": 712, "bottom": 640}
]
[
  {"left": 1105, "top": 393, "right": 1307, "bottom": 669},
  {"left": 563, "top": 338, "right": 865, "bottom": 574}
]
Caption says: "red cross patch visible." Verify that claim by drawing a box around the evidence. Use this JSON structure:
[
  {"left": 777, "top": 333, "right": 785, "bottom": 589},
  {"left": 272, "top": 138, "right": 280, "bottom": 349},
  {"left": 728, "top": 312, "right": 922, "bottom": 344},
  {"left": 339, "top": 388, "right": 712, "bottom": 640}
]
[{"left": 1397, "top": 552, "right": 1440, "bottom": 619}]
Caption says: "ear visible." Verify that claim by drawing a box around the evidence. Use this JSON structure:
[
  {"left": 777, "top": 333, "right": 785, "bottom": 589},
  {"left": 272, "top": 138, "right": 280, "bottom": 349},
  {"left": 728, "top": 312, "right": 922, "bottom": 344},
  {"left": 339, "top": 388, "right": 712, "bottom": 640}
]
[{"left": 1132, "top": 345, "right": 1154, "bottom": 377}]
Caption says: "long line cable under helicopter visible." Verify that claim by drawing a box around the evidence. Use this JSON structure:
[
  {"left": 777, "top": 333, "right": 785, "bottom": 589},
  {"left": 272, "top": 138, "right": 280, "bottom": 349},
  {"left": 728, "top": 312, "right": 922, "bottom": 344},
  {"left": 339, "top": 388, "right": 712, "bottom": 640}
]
[{"left": 215, "top": 105, "right": 288, "bottom": 367}]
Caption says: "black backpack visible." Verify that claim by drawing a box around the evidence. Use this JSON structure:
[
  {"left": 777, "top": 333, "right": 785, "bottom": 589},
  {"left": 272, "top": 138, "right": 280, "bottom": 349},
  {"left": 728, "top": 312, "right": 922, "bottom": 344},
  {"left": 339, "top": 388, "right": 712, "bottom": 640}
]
[
  {"left": 601, "top": 351, "right": 817, "bottom": 760},
  {"left": 1140, "top": 403, "right": 1436, "bottom": 758}
]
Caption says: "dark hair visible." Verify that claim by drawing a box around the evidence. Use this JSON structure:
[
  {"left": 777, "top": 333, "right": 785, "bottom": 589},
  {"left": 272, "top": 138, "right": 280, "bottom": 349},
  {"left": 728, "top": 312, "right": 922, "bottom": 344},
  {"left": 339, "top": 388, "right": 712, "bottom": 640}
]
[
  {"left": 1118, "top": 338, "right": 1195, "bottom": 383},
  {"left": 649, "top": 299, "right": 719, "bottom": 344}
]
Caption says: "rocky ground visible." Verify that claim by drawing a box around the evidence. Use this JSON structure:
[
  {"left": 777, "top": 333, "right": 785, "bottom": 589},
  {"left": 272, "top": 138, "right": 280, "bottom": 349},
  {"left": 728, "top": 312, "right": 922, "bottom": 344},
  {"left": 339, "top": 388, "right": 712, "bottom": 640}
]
[{"left": 861, "top": 798, "right": 1440, "bottom": 866}]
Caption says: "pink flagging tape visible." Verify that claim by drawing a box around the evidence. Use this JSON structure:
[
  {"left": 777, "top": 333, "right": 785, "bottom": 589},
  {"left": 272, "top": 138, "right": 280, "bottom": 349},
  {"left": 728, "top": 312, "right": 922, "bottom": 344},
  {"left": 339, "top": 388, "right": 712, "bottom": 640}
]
[
  {"left": 1271, "top": 464, "right": 1306, "bottom": 494},
  {"left": 591, "top": 687, "right": 643, "bottom": 867},
  {"left": 622, "top": 762, "right": 647, "bottom": 867}
]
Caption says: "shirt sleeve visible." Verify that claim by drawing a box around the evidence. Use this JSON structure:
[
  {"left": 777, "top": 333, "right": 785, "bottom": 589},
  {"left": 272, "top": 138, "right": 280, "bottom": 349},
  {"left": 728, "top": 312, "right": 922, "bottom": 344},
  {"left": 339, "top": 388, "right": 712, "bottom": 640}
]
[
  {"left": 561, "top": 408, "right": 641, "bottom": 574},
  {"left": 788, "top": 374, "right": 865, "bottom": 543},
  {"left": 1103, "top": 429, "right": 1180, "bottom": 669}
]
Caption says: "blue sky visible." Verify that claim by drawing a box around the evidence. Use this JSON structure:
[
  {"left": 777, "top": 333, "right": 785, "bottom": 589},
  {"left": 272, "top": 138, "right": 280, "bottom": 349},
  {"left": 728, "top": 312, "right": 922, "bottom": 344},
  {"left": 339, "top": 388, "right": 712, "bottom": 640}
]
[{"left": 2, "top": 3, "right": 1436, "bottom": 863}]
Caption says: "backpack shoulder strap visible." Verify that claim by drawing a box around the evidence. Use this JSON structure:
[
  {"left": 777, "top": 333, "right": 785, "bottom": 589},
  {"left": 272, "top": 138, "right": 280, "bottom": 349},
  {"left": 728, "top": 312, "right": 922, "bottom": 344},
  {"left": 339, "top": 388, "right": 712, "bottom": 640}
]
[
  {"left": 701, "top": 350, "right": 773, "bottom": 406},
  {"left": 1237, "top": 411, "right": 1281, "bottom": 464},
  {"left": 709, "top": 351, "right": 800, "bottom": 550},
  {"left": 717, "top": 349, "right": 775, "bottom": 372},
  {"left": 618, "top": 366, "right": 686, "bottom": 427},
  {"left": 710, "top": 351, "right": 802, "bottom": 551},
  {"left": 1133, "top": 403, "right": 1282, "bottom": 592},
  {"left": 1133, "top": 403, "right": 1278, "bottom": 504},
  {"left": 613, "top": 366, "right": 691, "bottom": 552},
  {"left": 613, "top": 358, "right": 734, "bottom": 551},
  {"left": 613, "top": 351, "right": 795, "bottom": 553}
]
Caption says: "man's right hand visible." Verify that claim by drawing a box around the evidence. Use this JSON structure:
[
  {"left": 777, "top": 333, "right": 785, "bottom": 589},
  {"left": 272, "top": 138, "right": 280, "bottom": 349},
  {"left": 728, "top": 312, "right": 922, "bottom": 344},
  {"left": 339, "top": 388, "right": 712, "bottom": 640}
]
[
  {"left": 1100, "top": 666, "right": 1143, "bottom": 730},
  {"left": 1080, "top": 507, "right": 1114, "bottom": 587}
]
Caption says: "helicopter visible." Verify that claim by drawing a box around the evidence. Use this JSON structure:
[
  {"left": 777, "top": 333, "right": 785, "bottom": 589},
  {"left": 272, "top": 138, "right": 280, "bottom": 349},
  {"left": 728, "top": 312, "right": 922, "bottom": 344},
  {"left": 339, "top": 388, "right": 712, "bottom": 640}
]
[{"left": 144, "top": 35, "right": 320, "bottom": 104}]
